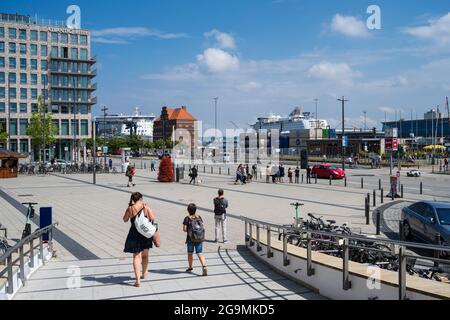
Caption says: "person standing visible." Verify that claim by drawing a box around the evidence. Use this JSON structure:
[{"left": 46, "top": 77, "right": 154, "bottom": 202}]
[
  {"left": 183, "top": 203, "right": 208, "bottom": 276},
  {"left": 108, "top": 158, "right": 113, "bottom": 171},
  {"left": 279, "top": 165, "right": 285, "bottom": 183},
  {"left": 295, "top": 166, "right": 300, "bottom": 184},
  {"left": 306, "top": 165, "right": 312, "bottom": 184},
  {"left": 150, "top": 159, "right": 156, "bottom": 172},
  {"left": 252, "top": 164, "right": 257, "bottom": 180},
  {"left": 123, "top": 192, "right": 161, "bottom": 287},
  {"left": 213, "top": 189, "right": 229, "bottom": 244},
  {"left": 126, "top": 164, "right": 136, "bottom": 187},
  {"left": 265, "top": 165, "right": 271, "bottom": 183},
  {"left": 288, "top": 168, "right": 293, "bottom": 183}
]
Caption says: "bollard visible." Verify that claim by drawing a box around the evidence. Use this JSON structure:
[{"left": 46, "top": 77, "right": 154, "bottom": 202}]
[
  {"left": 361, "top": 177, "right": 364, "bottom": 189},
  {"left": 228, "top": 168, "right": 230, "bottom": 176},
  {"left": 420, "top": 182, "right": 423, "bottom": 195},
  {"left": 373, "top": 190, "right": 376, "bottom": 207},
  {"left": 376, "top": 211, "right": 381, "bottom": 235},
  {"left": 379, "top": 179, "right": 381, "bottom": 191},
  {"left": 367, "top": 193, "right": 371, "bottom": 208},
  {"left": 204, "top": 166, "right": 206, "bottom": 173},
  {"left": 219, "top": 167, "right": 221, "bottom": 175},
  {"left": 315, "top": 176, "right": 317, "bottom": 184},
  {"left": 401, "top": 184, "right": 404, "bottom": 198},
  {"left": 381, "top": 188, "right": 384, "bottom": 204},
  {"left": 344, "top": 177, "right": 347, "bottom": 187},
  {"left": 365, "top": 197, "right": 370, "bottom": 225},
  {"left": 329, "top": 176, "right": 332, "bottom": 186},
  {"left": 211, "top": 167, "right": 213, "bottom": 174},
  {"left": 301, "top": 174, "right": 304, "bottom": 184},
  {"left": 434, "top": 234, "right": 441, "bottom": 267}
]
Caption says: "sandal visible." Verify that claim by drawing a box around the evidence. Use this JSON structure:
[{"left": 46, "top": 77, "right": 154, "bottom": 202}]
[
  {"left": 134, "top": 283, "right": 140, "bottom": 287},
  {"left": 186, "top": 268, "right": 193, "bottom": 273},
  {"left": 202, "top": 267, "right": 208, "bottom": 276}
]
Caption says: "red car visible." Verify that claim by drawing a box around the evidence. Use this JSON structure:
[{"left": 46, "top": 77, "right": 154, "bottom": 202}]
[{"left": 311, "top": 164, "right": 346, "bottom": 180}]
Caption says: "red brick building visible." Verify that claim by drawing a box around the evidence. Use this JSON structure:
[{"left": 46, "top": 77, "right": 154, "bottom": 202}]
[{"left": 153, "top": 106, "right": 197, "bottom": 150}]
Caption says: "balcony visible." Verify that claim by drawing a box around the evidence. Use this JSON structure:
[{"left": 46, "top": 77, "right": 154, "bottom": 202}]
[
  {"left": 49, "top": 68, "right": 97, "bottom": 78},
  {"left": 49, "top": 83, "right": 97, "bottom": 91},
  {"left": 50, "top": 96, "right": 97, "bottom": 105},
  {"left": 50, "top": 56, "right": 97, "bottom": 65}
]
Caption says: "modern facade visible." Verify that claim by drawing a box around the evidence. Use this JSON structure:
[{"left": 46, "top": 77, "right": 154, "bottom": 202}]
[
  {"left": 95, "top": 108, "right": 155, "bottom": 141},
  {"left": 153, "top": 106, "right": 197, "bottom": 150},
  {"left": 0, "top": 13, "right": 96, "bottom": 161}
]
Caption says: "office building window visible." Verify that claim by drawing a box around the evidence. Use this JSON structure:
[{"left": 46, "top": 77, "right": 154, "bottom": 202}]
[
  {"left": 0, "top": 27, "right": 4, "bottom": 38},
  {"left": 9, "top": 28, "right": 16, "bottom": 39},
  {"left": 9, "top": 57, "right": 16, "bottom": 69},
  {"left": 20, "top": 88, "right": 27, "bottom": 99},
  {"left": 81, "top": 120, "right": 88, "bottom": 136},
  {"left": 19, "top": 29, "right": 26, "bottom": 40},
  {"left": 70, "top": 34, "right": 78, "bottom": 44},
  {"left": 20, "top": 43, "right": 26, "bottom": 54},
  {"left": 0, "top": 41, "right": 4, "bottom": 53},
  {"left": 20, "top": 139, "right": 28, "bottom": 153},
  {"left": 70, "top": 48, "right": 78, "bottom": 59},
  {"left": 41, "top": 60, "right": 48, "bottom": 71},
  {"left": 0, "top": 57, "right": 4, "bottom": 68},
  {"left": 61, "top": 105, "right": 69, "bottom": 114},
  {"left": 40, "top": 31, "right": 47, "bottom": 42},
  {"left": 9, "top": 119, "right": 17, "bottom": 136},
  {"left": 61, "top": 120, "right": 69, "bottom": 135},
  {"left": 9, "top": 88, "right": 16, "bottom": 99},
  {"left": 31, "top": 59, "right": 37, "bottom": 70},
  {"left": 9, "top": 139, "right": 17, "bottom": 152},
  {"left": 71, "top": 120, "right": 79, "bottom": 135},
  {"left": 41, "top": 89, "right": 48, "bottom": 100},
  {"left": 52, "top": 119, "right": 59, "bottom": 135},
  {"left": 80, "top": 48, "right": 88, "bottom": 60},
  {"left": 51, "top": 32, "right": 58, "bottom": 43},
  {"left": 20, "top": 58, "right": 27, "bottom": 70},
  {"left": 61, "top": 33, "right": 68, "bottom": 44},
  {"left": 10, "top": 102, "right": 17, "bottom": 113},
  {"left": 0, "top": 72, "right": 4, "bottom": 84},
  {"left": 31, "top": 74, "right": 37, "bottom": 85},
  {"left": 51, "top": 104, "right": 59, "bottom": 113},
  {"left": 8, "top": 73, "right": 16, "bottom": 84},
  {"left": 31, "top": 44, "right": 37, "bottom": 55},
  {"left": 31, "top": 103, "right": 38, "bottom": 112},
  {"left": 0, "top": 102, "right": 4, "bottom": 112},
  {"left": 41, "top": 44, "right": 47, "bottom": 56},
  {"left": 80, "top": 35, "right": 87, "bottom": 45},
  {"left": 20, "top": 73, "right": 27, "bottom": 84},
  {"left": 30, "top": 30, "right": 38, "bottom": 41},
  {"left": 79, "top": 105, "right": 89, "bottom": 114},
  {"left": 41, "top": 74, "right": 48, "bottom": 86},
  {"left": 20, "top": 103, "right": 27, "bottom": 113},
  {"left": 31, "top": 88, "right": 37, "bottom": 99},
  {"left": 51, "top": 46, "right": 58, "bottom": 58},
  {"left": 9, "top": 42, "right": 16, "bottom": 54},
  {"left": 0, "top": 88, "right": 4, "bottom": 99}
]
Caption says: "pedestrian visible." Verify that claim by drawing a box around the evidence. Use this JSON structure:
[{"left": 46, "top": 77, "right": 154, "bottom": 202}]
[
  {"left": 445, "top": 155, "right": 449, "bottom": 172},
  {"left": 108, "top": 158, "right": 113, "bottom": 170},
  {"left": 265, "top": 165, "right": 271, "bottom": 183},
  {"left": 252, "top": 164, "right": 257, "bottom": 180},
  {"left": 295, "top": 166, "right": 300, "bottom": 184},
  {"left": 126, "top": 164, "right": 136, "bottom": 187},
  {"left": 150, "top": 159, "right": 156, "bottom": 172},
  {"left": 235, "top": 165, "right": 243, "bottom": 184},
  {"left": 271, "top": 164, "right": 277, "bottom": 183},
  {"left": 288, "top": 168, "right": 293, "bottom": 183},
  {"left": 306, "top": 166, "right": 312, "bottom": 184},
  {"left": 183, "top": 203, "right": 208, "bottom": 276},
  {"left": 213, "top": 189, "right": 229, "bottom": 244},
  {"left": 123, "top": 192, "right": 161, "bottom": 287},
  {"left": 189, "top": 166, "right": 198, "bottom": 184},
  {"left": 240, "top": 165, "right": 247, "bottom": 184},
  {"left": 279, "top": 165, "right": 285, "bottom": 183}
]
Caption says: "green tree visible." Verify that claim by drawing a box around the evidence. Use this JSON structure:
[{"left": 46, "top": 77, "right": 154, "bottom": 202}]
[
  {"left": 0, "top": 127, "right": 7, "bottom": 146},
  {"left": 26, "top": 96, "right": 55, "bottom": 163}
]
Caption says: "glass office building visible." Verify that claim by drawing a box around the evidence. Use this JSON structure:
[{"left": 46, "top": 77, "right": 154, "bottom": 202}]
[{"left": 0, "top": 13, "right": 96, "bottom": 161}]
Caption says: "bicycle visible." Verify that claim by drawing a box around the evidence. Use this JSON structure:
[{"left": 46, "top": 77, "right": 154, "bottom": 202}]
[{"left": 0, "top": 223, "right": 9, "bottom": 256}]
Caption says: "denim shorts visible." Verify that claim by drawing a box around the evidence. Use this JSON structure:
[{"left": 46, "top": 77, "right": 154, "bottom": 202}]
[{"left": 187, "top": 240, "right": 203, "bottom": 254}]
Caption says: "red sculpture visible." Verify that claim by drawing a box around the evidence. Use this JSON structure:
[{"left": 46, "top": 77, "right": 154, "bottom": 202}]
[{"left": 158, "top": 155, "right": 175, "bottom": 182}]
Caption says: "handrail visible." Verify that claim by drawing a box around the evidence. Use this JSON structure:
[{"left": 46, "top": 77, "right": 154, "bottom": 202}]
[{"left": 0, "top": 223, "right": 59, "bottom": 263}]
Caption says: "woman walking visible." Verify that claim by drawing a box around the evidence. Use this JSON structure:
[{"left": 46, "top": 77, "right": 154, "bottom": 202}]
[
  {"left": 123, "top": 192, "right": 161, "bottom": 287},
  {"left": 126, "top": 164, "right": 136, "bottom": 187}
]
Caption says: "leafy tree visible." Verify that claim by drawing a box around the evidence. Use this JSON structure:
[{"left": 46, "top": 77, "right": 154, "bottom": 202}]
[
  {"left": 0, "top": 128, "right": 7, "bottom": 146},
  {"left": 26, "top": 96, "right": 55, "bottom": 163}
]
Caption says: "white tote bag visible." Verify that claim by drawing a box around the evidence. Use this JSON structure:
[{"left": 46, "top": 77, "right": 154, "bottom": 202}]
[{"left": 134, "top": 207, "right": 157, "bottom": 238}]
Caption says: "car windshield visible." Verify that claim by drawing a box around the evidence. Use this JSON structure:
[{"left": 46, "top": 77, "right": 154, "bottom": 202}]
[{"left": 436, "top": 208, "right": 450, "bottom": 225}]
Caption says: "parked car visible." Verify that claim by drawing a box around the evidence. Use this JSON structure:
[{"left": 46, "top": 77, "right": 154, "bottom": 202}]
[
  {"left": 406, "top": 169, "right": 421, "bottom": 177},
  {"left": 311, "top": 164, "right": 346, "bottom": 180},
  {"left": 401, "top": 201, "right": 450, "bottom": 248}
]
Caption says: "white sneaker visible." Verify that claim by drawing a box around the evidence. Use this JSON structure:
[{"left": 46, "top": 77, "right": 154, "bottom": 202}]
[{"left": 223, "top": 240, "right": 230, "bottom": 244}]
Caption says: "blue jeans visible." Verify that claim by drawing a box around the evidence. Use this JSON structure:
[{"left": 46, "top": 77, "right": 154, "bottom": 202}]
[{"left": 187, "top": 240, "right": 203, "bottom": 254}]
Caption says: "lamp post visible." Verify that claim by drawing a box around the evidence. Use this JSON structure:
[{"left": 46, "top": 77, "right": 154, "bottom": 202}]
[
  {"left": 314, "top": 98, "right": 319, "bottom": 141},
  {"left": 338, "top": 96, "right": 348, "bottom": 171},
  {"left": 101, "top": 105, "right": 108, "bottom": 167},
  {"left": 214, "top": 97, "right": 219, "bottom": 141},
  {"left": 6, "top": 81, "right": 10, "bottom": 151}
]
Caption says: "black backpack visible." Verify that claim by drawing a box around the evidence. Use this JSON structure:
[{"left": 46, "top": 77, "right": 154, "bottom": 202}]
[
  {"left": 187, "top": 216, "right": 205, "bottom": 243},
  {"left": 214, "top": 197, "right": 227, "bottom": 216}
]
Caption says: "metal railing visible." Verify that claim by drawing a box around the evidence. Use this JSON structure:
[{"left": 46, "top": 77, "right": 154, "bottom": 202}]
[
  {"left": 242, "top": 216, "right": 450, "bottom": 300},
  {"left": 0, "top": 223, "right": 58, "bottom": 295}
]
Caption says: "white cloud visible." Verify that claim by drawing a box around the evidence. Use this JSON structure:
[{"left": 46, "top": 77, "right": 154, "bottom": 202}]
[
  {"left": 307, "top": 62, "right": 361, "bottom": 84},
  {"left": 91, "top": 27, "right": 189, "bottom": 44},
  {"left": 403, "top": 13, "right": 450, "bottom": 45},
  {"left": 204, "top": 29, "right": 236, "bottom": 49},
  {"left": 141, "top": 63, "right": 201, "bottom": 81},
  {"left": 378, "top": 107, "right": 397, "bottom": 115},
  {"left": 331, "top": 14, "right": 370, "bottom": 38},
  {"left": 197, "top": 48, "right": 240, "bottom": 72},
  {"left": 237, "top": 81, "right": 263, "bottom": 92}
]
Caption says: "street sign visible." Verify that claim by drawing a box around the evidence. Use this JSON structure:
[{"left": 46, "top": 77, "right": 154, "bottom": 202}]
[
  {"left": 385, "top": 128, "right": 398, "bottom": 138},
  {"left": 386, "top": 138, "right": 398, "bottom": 151},
  {"left": 392, "top": 138, "right": 398, "bottom": 151}
]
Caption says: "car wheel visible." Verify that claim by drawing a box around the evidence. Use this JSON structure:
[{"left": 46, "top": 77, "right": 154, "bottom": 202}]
[{"left": 403, "top": 221, "right": 412, "bottom": 240}]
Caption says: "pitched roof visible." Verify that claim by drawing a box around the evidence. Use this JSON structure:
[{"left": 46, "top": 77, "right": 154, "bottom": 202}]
[{"left": 155, "top": 106, "right": 196, "bottom": 122}]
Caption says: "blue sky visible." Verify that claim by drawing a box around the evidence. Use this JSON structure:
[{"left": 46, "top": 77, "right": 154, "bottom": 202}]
[{"left": 3, "top": 0, "right": 450, "bottom": 130}]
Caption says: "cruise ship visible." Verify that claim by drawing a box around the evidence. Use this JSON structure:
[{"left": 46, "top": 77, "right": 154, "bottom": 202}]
[{"left": 252, "top": 107, "right": 328, "bottom": 132}]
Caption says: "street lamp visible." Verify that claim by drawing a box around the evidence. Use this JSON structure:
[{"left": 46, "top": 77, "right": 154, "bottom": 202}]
[
  {"left": 101, "top": 105, "right": 108, "bottom": 167},
  {"left": 338, "top": 96, "right": 348, "bottom": 171},
  {"left": 214, "top": 97, "right": 219, "bottom": 141},
  {"left": 314, "top": 98, "right": 319, "bottom": 141}
]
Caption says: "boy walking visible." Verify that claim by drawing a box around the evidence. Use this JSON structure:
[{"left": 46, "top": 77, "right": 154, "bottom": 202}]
[
  {"left": 183, "top": 204, "right": 208, "bottom": 276},
  {"left": 213, "top": 189, "right": 229, "bottom": 244}
]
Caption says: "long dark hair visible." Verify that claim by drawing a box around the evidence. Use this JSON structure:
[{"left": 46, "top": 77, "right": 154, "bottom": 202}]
[{"left": 129, "top": 192, "right": 143, "bottom": 207}]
